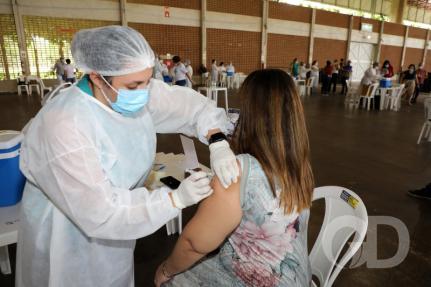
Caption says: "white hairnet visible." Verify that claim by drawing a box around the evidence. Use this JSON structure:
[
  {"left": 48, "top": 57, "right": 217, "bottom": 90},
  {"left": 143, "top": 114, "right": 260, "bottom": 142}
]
[{"left": 71, "top": 25, "right": 155, "bottom": 76}]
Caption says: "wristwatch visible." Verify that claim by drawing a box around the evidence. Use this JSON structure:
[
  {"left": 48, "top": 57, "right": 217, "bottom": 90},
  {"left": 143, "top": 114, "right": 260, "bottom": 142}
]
[{"left": 208, "top": 132, "right": 227, "bottom": 145}]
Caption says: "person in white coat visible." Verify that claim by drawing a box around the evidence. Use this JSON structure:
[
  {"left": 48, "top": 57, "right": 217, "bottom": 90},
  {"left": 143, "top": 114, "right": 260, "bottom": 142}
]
[
  {"left": 15, "top": 25, "right": 239, "bottom": 287},
  {"left": 184, "top": 59, "right": 193, "bottom": 88},
  {"left": 153, "top": 55, "right": 165, "bottom": 81},
  {"left": 211, "top": 59, "right": 218, "bottom": 86},
  {"left": 310, "top": 60, "right": 319, "bottom": 89}
]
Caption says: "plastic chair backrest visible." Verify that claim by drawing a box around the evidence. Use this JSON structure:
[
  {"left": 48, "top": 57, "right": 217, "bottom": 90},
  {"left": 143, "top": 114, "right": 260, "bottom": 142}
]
[
  {"left": 36, "top": 78, "right": 46, "bottom": 89},
  {"left": 424, "top": 98, "right": 431, "bottom": 120},
  {"left": 26, "top": 75, "right": 38, "bottom": 81},
  {"left": 307, "top": 77, "right": 315, "bottom": 87},
  {"left": 41, "top": 82, "right": 72, "bottom": 106},
  {"left": 367, "top": 83, "right": 379, "bottom": 97},
  {"left": 17, "top": 75, "right": 26, "bottom": 84},
  {"left": 394, "top": 84, "right": 405, "bottom": 98},
  {"left": 310, "top": 186, "right": 368, "bottom": 287}
]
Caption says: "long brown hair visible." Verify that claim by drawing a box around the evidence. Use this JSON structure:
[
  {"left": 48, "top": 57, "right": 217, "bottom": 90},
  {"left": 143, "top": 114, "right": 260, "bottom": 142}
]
[{"left": 231, "top": 69, "right": 314, "bottom": 214}]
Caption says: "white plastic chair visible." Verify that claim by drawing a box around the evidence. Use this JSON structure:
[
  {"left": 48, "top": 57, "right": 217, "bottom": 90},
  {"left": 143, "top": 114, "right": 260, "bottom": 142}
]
[
  {"left": 344, "top": 80, "right": 361, "bottom": 107},
  {"left": 310, "top": 186, "right": 368, "bottom": 287},
  {"left": 391, "top": 84, "right": 405, "bottom": 111},
  {"left": 37, "top": 78, "right": 53, "bottom": 100},
  {"left": 219, "top": 73, "right": 227, "bottom": 87},
  {"left": 201, "top": 72, "right": 209, "bottom": 86},
  {"left": 305, "top": 77, "right": 315, "bottom": 96},
  {"left": 417, "top": 99, "right": 431, "bottom": 144},
  {"left": 357, "top": 83, "right": 379, "bottom": 110},
  {"left": 41, "top": 82, "right": 72, "bottom": 106},
  {"left": 227, "top": 74, "right": 234, "bottom": 89},
  {"left": 16, "top": 75, "right": 29, "bottom": 96},
  {"left": 233, "top": 73, "right": 246, "bottom": 89},
  {"left": 384, "top": 84, "right": 405, "bottom": 111},
  {"left": 26, "top": 75, "right": 41, "bottom": 96},
  {"left": 295, "top": 79, "right": 306, "bottom": 97}
]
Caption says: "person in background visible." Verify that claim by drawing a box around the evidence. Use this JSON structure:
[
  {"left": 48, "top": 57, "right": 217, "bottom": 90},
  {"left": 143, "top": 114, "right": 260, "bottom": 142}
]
[
  {"left": 64, "top": 59, "right": 76, "bottom": 84},
  {"left": 226, "top": 62, "right": 235, "bottom": 88},
  {"left": 291, "top": 58, "right": 299, "bottom": 78},
  {"left": 400, "top": 64, "right": 417, "bottom": 104},
  {"left": 153, "top": 55, "right": 164, "bottom": 81},
  {"left": 218, "top": 62, "right": 226, "bottom": 86},
  {"left": 218, "top": 62, "right": 226, "bottom": 73},
  {"left": 184, "top": 59, "right": 193, "bottom": 88},
  {"left": 53, "top": 57, "right": 65, "bottom": 82},
  {"left": 341, "top": 60, "right": 353, "bottom": 94},
  {"left": 381, "top": 60, "right": 394, "bottom": 78},
  {"left": 299, "top": 61, "right": 309, "bottom": 80},
  {"left": 412, "top": 63, "right": 427, "bottom": 104},
  {"left": 172, "top": 55, "right": 192, "bottom": 87},
  {"left": 321, "top": 60, "right": 333, "bottom": 96},
  {"left": 211, "top": 59, "right": 218, "bottom": 86},
  {"left": 154, "top": 69, "right": 314, "bottom": 287},
  {"left": 360, "top": 62, "right": 380, "bottom": 96},
  {"left": 311, "top": 60, "right": 319, "bottom": 89},
  {"left": 159, "top": 59, "right": 171, "bottom": 84},
  {"left": 198, "top": 64, "right": 209, "bottom": 85},
  {"left": 305, "top": 63, "right": 311, "bottom": 79},
  {"left": 330, "top": 59, "right": 339, "bottom": 93}
]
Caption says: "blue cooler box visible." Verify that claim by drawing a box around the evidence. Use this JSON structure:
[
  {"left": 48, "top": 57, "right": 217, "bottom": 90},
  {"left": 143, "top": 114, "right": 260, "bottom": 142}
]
[
  {"left": 0, "top": 131, "right": 25, "bottom": 207},
  {"left": 380, "top": 78, "right": 392, "bottom": 88}
]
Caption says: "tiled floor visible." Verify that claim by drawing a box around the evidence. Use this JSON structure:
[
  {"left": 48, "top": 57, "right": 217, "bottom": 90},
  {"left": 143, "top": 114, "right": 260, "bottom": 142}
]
[{"left": 1, "top": 88, "right": 431, "bottom": 286}]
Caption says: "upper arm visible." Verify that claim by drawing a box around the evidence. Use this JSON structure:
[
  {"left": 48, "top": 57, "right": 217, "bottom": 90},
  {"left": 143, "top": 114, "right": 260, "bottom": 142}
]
[{"left": 180, "top": 171, "right": 243, "bottom": 255}]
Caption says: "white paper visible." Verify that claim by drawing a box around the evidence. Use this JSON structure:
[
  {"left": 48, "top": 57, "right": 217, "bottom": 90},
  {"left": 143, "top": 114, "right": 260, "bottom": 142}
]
[{"left": 180, "top": 135, "right": 200, "bottom": 169}]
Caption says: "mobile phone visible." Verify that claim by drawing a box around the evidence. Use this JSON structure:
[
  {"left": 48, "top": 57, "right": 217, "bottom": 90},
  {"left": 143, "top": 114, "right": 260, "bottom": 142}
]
[{"left": 160, "top": 176, "right": 181, "bottom": 189}]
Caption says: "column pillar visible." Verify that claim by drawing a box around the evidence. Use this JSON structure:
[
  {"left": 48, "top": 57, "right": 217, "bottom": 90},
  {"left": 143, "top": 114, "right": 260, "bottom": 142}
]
[
  {"left": 422, "top": 29, "right": 430, "bottom": 65},
  {"left": 11, "top": 0, "right": 30, "bottom": 76},
  {"left": 346, "top": 15, "right": 353, "bottom": 61},
  {"left": 261, "top": 0, "right": 269, "bottom": 68},
  {"left": 120, "top": 0, "right": 127, "bottom": 26},
  {"left": 400, "top": 26, "right": 409, "bottom": 70},
  {"left": 201, "top": 0, "right": 207, "bottom": 67},
  {"left": 376, "top": 20, "right": 384, "bottom": 62},
  {"left": 308, "top": 8, "right": 316, "bottom": 64}
]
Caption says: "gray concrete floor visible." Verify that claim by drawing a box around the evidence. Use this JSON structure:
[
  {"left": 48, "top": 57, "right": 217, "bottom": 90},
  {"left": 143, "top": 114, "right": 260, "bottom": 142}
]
[{"left": 1, "top": 87, "right": 431, "bottom": 286}]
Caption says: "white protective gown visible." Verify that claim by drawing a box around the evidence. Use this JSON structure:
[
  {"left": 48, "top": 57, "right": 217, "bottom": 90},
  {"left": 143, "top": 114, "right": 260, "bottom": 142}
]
[{"left": 16, "top": 78, "right": 228, "bottom": 287}]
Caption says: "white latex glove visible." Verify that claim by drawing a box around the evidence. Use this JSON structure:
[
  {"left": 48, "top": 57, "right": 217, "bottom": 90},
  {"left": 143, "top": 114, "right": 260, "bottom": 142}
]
[
  {"left": 209, "top": 140, "right": 239, "bottom": 188},
  {"left": 171, "top": 171, "right": 213, "bottom": 209}
]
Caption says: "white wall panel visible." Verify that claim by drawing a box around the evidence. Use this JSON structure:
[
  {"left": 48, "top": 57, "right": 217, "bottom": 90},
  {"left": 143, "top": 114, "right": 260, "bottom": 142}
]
[
  {"left": 206, "top": 11, "right": 261, "bottom": 32},
  {"left": 127, "top": 4, "right": 200, "bottom": 27},
  {"left": 381, "top": 34, "right": 404, "bottom": 47},
  {"left": 406, "top": 38, "right": 425, "bottom": 49},
  {"left": 18, "top": 0, "right": 120, "bottom": 21},
  {"left": 268, "top": 19, "right": 310, "bottom": 37},
  {"left": 314, "top": 24, "right": 348, "bottom": 41}
]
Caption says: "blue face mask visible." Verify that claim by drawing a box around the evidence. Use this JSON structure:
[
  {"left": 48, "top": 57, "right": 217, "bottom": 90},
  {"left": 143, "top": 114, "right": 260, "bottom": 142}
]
[{"left": 100, "top": 76, "right": 149, "bottom": 117}]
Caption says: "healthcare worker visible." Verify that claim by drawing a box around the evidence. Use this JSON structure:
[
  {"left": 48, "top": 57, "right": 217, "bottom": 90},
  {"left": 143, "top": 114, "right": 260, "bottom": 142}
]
[
  {"left": 153, "top": 55, "right": 164, "bottom": 81},
  {"left": 16, "top": 25, "right": 239, "bottom": 287},
  {"left": 184, "top": 59, "right": 193, "bottom": 88}
]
